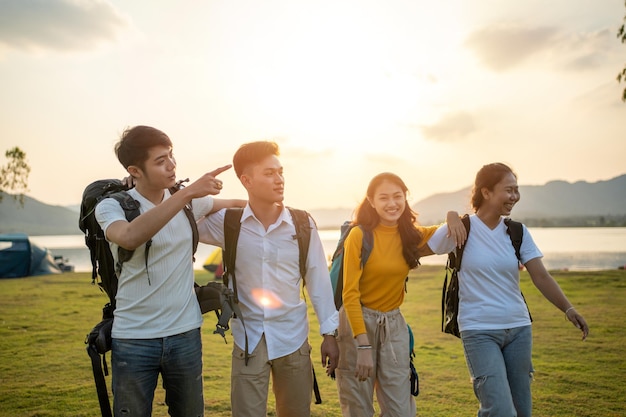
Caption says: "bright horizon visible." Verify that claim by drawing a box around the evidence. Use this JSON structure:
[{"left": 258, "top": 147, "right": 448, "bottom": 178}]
[{"left": 1, "top": 0, "right": 625, "bottom": 210}]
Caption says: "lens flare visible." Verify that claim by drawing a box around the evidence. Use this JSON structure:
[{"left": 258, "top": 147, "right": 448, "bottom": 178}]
[{"left": 250, "top": 288, "right": 283, "bottom": 309}]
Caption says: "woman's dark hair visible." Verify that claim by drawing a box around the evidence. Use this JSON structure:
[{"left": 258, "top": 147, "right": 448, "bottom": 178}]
[
  {"left": 471, "top": 162, "right": 517, "bottom": 211},
  {"left": 354, "top": 172, "right": 423, "bottom": 269},
  {"left": 115, "top": 126, "right": 172, "bottom": 170},
  {"left": 232, "top": 141, "right": 280, "bottom": 178}
]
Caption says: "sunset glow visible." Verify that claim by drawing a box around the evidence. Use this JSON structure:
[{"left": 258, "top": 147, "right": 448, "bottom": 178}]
[{"left": 0, "top": 0, "right": 624, "bottom": 209}]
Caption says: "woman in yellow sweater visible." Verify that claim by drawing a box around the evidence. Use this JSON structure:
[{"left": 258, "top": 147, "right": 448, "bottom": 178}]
[{"left": 335, "top": 172, "right": 465, "bottom": 417}]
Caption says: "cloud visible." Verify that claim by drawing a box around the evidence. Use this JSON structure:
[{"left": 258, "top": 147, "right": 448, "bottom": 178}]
[
  {"left": 0, "top": 0, "right": 129, "bottom": 52},
  {"left": 558, "top": 29, "right": 618, "bottom": 71},
  {"left": 419, "top": 111, "right": 477, "bottom": 142},
  {"left": 465, "top": 23, "right": 619, "bottom": 73},
  {"left": 465, "top": 24, "right": 559, "bottom": 72}
]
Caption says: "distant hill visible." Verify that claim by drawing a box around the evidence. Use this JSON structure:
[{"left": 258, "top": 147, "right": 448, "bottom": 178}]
[
  {"left": 1, "top": 174, "right": 625, "bottom": 235},
  {"left": 412, "top": 174, "right": 626, "bottom": 226},
  {"left": 0, "top": 194, "right": 79, "bottom": 235}
]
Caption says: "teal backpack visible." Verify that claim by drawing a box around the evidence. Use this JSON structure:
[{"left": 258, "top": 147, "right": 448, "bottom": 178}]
[
  {"left": 328, "top": 221, "right": 373, "bottom": 309},
  {"left": 408, "top": 324, "right": 419, "bottom": 397}
]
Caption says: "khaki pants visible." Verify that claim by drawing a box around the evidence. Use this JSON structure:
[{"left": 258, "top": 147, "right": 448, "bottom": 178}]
[
  {"left": 230, "top": 334, "right": 313, "bottom": 417},
  {"left": 336, "top": 307, "right": 415, "bottom": 417}
]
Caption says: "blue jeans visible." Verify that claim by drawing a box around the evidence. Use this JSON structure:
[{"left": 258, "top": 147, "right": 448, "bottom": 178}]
[
  {"left": 461, "top": 326, "right": 534, "bottom": 417},
  {"left": 111, "top": 328, "right": 204, "bottom": 417}
]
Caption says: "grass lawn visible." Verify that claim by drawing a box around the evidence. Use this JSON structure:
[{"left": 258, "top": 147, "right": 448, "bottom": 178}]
[{"left": 1, "top": 266, "right": 625, "bottom": 416}]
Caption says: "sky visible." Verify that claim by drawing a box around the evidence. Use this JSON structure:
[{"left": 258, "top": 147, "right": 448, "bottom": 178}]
[{"left": 0, "top": 0, "right": 625, "bottom": 210}]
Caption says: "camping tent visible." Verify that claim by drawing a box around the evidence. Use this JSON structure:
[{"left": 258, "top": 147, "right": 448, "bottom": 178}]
[
  {"left": 0, "top": 233, "right": 62, "bottom": 278},
  {"left": 202, "top": 247, "right": 223, "bottom": 279}
]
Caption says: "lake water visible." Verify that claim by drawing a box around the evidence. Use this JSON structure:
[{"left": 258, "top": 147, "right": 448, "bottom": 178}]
[{"left": 31, "top": 227, "right": 626, "bottom": 273}]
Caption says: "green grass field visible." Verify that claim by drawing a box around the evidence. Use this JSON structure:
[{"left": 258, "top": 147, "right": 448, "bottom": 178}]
[{"left": 1, "top": 266, "right": 625, "bottom": 416}]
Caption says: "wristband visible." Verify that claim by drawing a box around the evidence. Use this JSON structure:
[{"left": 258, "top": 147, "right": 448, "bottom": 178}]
[{"left": 565, "top": 306, "right": 575, "bottom": 318}]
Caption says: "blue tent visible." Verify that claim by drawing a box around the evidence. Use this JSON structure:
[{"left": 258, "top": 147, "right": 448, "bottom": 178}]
[{"left": 0, "top": 233, "right": 62, "bottom": 278}]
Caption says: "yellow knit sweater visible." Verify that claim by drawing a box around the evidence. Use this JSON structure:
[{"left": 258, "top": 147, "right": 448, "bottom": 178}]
[{"left": 342, "top": 223, "right": 437, "bottom": 336}]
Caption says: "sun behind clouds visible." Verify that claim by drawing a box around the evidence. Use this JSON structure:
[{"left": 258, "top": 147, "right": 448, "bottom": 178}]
[{"left": 212, "top": 1, "right": 462, "bottom": 152}]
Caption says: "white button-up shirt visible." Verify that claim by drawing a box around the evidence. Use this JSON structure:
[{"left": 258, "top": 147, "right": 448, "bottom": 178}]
[{"left": 197, "top": 205, "right": 339, "bottom": 360}]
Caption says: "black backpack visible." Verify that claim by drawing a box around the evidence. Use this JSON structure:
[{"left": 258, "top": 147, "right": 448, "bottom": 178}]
[
  {"left": 79, "top": 178, "right": 223, "bottom": 417},
  {"left": 441, "top": 215, "right": 531, "bottom": 338}
]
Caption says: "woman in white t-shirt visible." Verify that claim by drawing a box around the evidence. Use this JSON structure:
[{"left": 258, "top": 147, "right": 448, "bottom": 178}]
[{"left": 427, "top": 162, "right": 589, "bottom": 417}]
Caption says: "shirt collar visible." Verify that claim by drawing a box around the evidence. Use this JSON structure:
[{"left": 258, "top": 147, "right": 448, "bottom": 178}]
[{"left": 241, "top": 204, "right": 293, "bottom": 230}]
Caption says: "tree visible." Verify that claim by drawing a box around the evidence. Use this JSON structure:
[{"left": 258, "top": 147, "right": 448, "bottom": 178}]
[
  {"left": 618, "top": 0, "right": 626, "bottom": 102},
  {"left": 0, "top": 147, "right": 31, "bottom": 207}
]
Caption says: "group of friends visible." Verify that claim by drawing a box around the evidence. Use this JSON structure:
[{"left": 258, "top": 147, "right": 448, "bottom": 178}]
[{"left": 95, "top": 125, "right": 590, "bottom": 417}]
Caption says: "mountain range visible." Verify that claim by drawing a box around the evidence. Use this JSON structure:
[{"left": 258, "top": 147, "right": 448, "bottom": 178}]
[
  {"left": 303, "top": 174, "right": 626, "bottom": 228},
  {"left": 410, "top": 174, "right": 626, "bottom": 226},
  {"left": 1, "top": 174, "right": 625, "bottom": 235}
]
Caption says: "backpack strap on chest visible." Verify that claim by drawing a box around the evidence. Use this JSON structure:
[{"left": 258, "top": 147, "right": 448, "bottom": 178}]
[
  {"left": 223, "top": 207, "right": 244, "bottom": 299},
  {"left": 106, "top": 191, "right": 149, "bottom": 282},
  {"left": 452, "top": 214, "right": 471, "bottom": 270},
  {"left": 219, "top": 208, "right": 249, "bottom": 363},
  {"left": 504, "top": 218, "right": 523, "bottom": 261},
  {"left": 286, "top": 207, "right": 312, "bottom": 282},
  {"left": 169, "top": 179, "right": 199, "bottom": 260},
  {"left": 360, "top": 227, "right": 374, "bottom": 268}
]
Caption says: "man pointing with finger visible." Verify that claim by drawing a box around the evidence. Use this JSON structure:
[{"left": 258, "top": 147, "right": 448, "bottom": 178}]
[{"left": 95, "top": 125, "right": 245, "bottom": 417}]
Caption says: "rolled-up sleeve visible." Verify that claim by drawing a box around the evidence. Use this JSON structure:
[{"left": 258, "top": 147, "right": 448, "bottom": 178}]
[{"left": 197, "top": 208, "right": 225, "bottom": 247}]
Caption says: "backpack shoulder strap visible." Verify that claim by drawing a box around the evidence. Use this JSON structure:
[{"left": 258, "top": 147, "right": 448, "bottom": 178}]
[
  {"left": 107, "top": 190, "right": 140, "bottom": 221},
  {"left": 223, "top": 208, "right": 244, "bottom": 300},
  {"left": 504, "top": 218, "right": 532, "bottom": 321},
  {"left": 220, "top": 207, "right": 251, "bottom": 364},
  {"left": 169, "top": 185, "right": 199, "bottom": 257},
  {"left": 359, "top": 226, "right": 374, "bottom": 268},
  {"left": 504, "top": 218, "right": 523, "bottom": 261},
  {"left": 286, "top": 206, "right": 324, "bottom": 403},
  {"left": 180, "top": 203, "right": 199, "bottom": 257},
  {"left": 450, "top": 214, "right": 471, "bottom": 270},
  {"left": 106, "top": 191, "right": 147, "bottom": 279},
  {"left": 287, "top": 207, "right": 312, "bottom": 282},
  {"left": 331, "top": 221, "right": 353, "bottom": 261}
]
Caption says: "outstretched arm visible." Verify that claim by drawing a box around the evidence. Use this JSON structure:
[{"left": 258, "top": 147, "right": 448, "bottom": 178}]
[
  {"left": 210, "top": 198, "right": 247, "bottom": 212},
  {"left": 419, "top": 211, "right": 466, "bottom": 257},
  {"left": 106, "top": 166, "right": 231, "bottom": 250},
  {"left": 525, "top": 258, "right": 589, "bottom": 340},
  {"left": 446, "top": 211, "right": 467, "bottom": 248}
]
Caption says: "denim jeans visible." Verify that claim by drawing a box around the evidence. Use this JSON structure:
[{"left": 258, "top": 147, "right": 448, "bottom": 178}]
[
  {"left": 461, "top": 325, "right": 533, "bottom": 417},
  {"left": 111, "top": 328, "right": 204, "bottom": 417}
]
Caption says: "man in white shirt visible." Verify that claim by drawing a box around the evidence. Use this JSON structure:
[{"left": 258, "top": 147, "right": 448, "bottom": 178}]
[
  {"left": 96, "top": 125, "right": 244, "bottom": 417},
  {"left": 198, "top": 141, "right": 339, "bottom": 417}
]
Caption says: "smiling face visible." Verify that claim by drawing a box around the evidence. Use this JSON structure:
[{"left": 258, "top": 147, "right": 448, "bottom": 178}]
[
  {"left": 482, "top": 172, "right": 520, "bottom": 217},
  {"left": 368, "top": 179, "right": 406, "bottom": 226}
]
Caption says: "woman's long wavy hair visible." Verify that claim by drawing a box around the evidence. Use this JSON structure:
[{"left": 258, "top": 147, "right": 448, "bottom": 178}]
[{"left": 353, "top": 172, "right": 423, "bottom": 269}]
